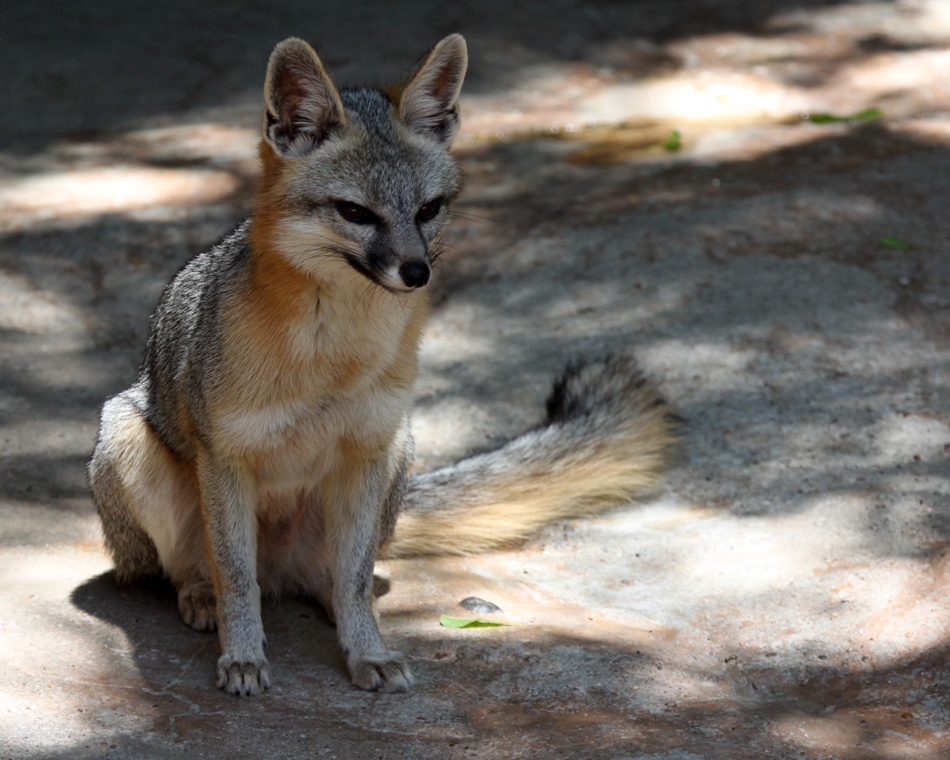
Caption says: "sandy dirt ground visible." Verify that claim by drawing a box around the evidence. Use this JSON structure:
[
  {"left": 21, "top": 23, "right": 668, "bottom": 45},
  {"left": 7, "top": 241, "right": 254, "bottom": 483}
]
[{"left": 2, "top": 1, "right": 950, "bottom": 758}]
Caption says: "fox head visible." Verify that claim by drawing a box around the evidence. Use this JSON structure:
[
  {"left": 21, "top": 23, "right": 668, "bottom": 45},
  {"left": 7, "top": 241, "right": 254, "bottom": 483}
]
[{"left": 253, "top": 35, "right": 467, "bottom": 293}]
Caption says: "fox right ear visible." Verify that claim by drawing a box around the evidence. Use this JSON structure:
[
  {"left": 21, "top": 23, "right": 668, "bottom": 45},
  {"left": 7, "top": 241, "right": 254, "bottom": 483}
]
[
  {"left": 263, "top": 38, "right": 345, "bottom": 157},
  {"left": 397, "top": 34, "right": 468, "bottom": 144}
]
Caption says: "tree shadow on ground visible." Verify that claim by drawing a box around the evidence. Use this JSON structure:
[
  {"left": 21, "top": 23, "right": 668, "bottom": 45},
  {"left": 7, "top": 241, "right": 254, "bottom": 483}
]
[
  {"left": 2, "top": 123, "right": 949, "bottom": 555},
  {"left": 1, "top": 0, "right": 903, "bottom": 153}
]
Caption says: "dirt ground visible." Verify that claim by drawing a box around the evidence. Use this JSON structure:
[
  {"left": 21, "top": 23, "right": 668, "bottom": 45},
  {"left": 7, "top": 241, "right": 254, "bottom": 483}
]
[{"left": 3, "top": 1, "right": 950, "bottom": 758}]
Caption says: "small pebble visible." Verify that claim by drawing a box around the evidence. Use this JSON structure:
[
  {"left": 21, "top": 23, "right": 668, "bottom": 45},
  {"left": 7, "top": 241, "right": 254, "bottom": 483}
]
[{"left": 459, "top": 596, "right": 503, "bottom": 614}]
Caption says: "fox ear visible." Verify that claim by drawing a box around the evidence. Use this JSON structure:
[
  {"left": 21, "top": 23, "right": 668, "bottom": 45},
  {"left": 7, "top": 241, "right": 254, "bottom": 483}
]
[
  {"left": 397, "top": 34, "right": 468, "bottom": 144},
  {"left": 263, "top": 37, "right": 345, "bottom": 157}
]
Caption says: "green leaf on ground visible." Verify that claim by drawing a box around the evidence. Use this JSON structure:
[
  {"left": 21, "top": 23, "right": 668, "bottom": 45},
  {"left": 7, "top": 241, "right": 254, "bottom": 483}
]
[
  {"left": 853, "top": 108, "right": 884, "bottom": 121},
  {"left": 878, "top": 236, "right": 911, "bottom": 249},
  {"left": 440, "top": 615, "right": 512, "bottom": 628},
  {"left": 809, "top": 108, "right": 883, "bottom": 124},
  {"left": 662, "top": 129, "right": 682, "bottom": 151}
]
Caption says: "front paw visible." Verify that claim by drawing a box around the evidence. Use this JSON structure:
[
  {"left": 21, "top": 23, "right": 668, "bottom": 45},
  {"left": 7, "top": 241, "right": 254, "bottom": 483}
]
[
  {"left": 348, "top": 651, "right": 414, "bottom": 692},
  {"left": 217, "top": 654, "right": 271, "bottom": 696}
]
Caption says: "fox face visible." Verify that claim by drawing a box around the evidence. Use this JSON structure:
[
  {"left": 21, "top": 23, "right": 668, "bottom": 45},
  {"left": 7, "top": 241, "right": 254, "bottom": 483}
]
[{"left": 255, "top": 36, "right": 467, "bottom": 292}]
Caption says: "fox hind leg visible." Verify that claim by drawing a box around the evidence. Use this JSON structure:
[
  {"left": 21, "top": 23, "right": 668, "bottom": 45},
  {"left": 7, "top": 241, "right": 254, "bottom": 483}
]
[
  {"left": 89, "top": 389, "right": 205, "bottom": 598},
  {"left": 88, "top": 392, "right": 163, "bottom": 583}
]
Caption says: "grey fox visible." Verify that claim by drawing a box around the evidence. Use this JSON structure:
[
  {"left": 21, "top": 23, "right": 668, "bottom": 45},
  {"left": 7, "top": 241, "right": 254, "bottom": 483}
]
[{"left": 87, "top": 34, "right": 676, "bottom": 696}]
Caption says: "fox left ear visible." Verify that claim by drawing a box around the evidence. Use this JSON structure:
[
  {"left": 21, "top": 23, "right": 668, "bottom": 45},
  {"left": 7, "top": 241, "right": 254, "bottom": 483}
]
[
  {"left": 397, "top": 34, "right": 468, "bottom": 145},
  {"left": 263, "top": 37, "right": 345, "bottom": 157}
]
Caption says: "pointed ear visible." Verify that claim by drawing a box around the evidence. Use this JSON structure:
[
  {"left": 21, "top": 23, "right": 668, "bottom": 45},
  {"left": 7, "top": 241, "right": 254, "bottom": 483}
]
[
  {"left": 397, "top": 34, "right": 468, "bottom": 144},
  {"left": 263, "top": 37, "right": 345, "bottom": 157}
]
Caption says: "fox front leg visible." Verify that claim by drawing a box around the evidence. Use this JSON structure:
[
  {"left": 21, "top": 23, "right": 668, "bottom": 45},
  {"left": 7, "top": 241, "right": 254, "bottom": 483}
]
[
  {"left": 197, "top": 455, "right": 271, "bottom": 696},
  {"left": 326, "top": 457, "right": 413, "bottom": 692}
]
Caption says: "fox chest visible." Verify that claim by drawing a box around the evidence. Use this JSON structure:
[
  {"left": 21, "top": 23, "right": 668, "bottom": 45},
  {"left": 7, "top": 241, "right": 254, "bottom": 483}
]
[
  {"left": 215, "top": 379, "right": 410, "bottom": 479},
  {"left": 211, "top": 278, "right": 423, "bottom": 484}
]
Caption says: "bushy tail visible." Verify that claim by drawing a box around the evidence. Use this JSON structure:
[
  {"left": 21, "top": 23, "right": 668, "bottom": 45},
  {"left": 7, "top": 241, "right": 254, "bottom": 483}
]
[{"left": 383, "top": 353, "right": 677, "bottom": 558}]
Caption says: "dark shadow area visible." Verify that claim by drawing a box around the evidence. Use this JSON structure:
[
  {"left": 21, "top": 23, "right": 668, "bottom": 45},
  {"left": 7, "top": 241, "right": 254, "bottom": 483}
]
[
  {"left": 70, "top": 570, "right": 345, "bottom": 679},
  {"left": 68, "top": 570, "right": 390, "bottom": 677}
]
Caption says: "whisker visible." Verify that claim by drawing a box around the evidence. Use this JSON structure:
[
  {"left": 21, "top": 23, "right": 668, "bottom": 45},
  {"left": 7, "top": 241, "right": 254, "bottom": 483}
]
[
  {"left": 350, "top": 279, "right": 377, "bottom": 319},
  {"left": 448, "top": 210, "right": 495, "bottom": 225}
]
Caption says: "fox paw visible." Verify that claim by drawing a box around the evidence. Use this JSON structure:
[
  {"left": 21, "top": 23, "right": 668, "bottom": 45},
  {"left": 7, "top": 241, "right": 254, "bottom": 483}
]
[
  {"left": 348, "top": 651, "right": 414, "bottom": 692},
  {"left": 177, "top": 581, "right": 217, "bottom": 632},
  {"left": 217, "top": 654, "right": 271, "bottom": 696}
]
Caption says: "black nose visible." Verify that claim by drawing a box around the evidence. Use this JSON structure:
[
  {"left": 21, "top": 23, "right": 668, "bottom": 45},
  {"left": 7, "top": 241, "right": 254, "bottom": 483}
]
[{"left": 399, "top": 261, "right": 430, "bottom": 289}]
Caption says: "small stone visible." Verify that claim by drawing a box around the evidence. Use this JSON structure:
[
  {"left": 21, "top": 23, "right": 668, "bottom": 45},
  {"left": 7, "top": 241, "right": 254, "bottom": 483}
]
[{"left": 459, "top": 596, "right": 503, "bottom": 614}]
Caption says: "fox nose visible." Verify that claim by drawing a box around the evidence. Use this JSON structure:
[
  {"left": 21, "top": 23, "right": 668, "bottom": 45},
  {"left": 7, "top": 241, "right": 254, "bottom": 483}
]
[{"left": 399, "top": 261, "right": 430, "bottom": 289}]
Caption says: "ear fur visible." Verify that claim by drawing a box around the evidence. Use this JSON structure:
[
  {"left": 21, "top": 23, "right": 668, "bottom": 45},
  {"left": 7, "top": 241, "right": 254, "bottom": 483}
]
[
  {"left": 397, "top": 34, "right": 468, "bottom": 144},
  {"left": 263, "top": 37, "right": 345, "bottom": 157}
]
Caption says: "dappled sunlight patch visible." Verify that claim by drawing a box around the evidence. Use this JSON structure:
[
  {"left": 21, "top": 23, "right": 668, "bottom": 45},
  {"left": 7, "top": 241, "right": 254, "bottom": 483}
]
[
  {"left": 686, "top": 122, "right": 837, "bottom": 162},
  {"left": 771, "top": 706, "right": 950, "bottom": 759},
  {"left": 409, "top": 395, "right": 506, "bottom": 471},
  {"left": 641, "top": 338, "right": 757, "bottom": 393},
  {"left": 106, "top": 123, "right": 258, "bottom": 166},
  {"left": 546, "top": 278, "right": 686, "bottom": 335},
  {"left": 846, "top": 553, "right": 950, "bottom": 659},
  {"left": 2, "top": 419, "right": 101, "bottom": 458},
  {"left": 0, "top": 165, "right": 241, "bottom": 232},
  {"left": 0, "top": 269, "right": 83, "bottom": 334},
  {"left": 920, "top": 0, "right": 950, "bottom": 31},
  {"left": 840, "top": 49, "right": 950, "bottom": 109},
  {"left": 661, "top": 510, "right": 838, "bottom": 596},
  {"left": 420, "top": 312, "right": 497, "bottom": 365},
  {"left": 596, "top": 498, "right": 718, "bottom": 535},
  {"left": 873, "top": 413, "right": 950, "bottom": 465},
  {"left": 591, "top": 494, "right": 865, "bottom": 602},
  {"left": 0, "top": 547, "right": 161, "bottom": 756},
  {"left": 439, "top": 486, "right": 950, "bottom": 674},
  {"left": 377, "top": 552, "right": 678, "bottom": 646},
  {"left": 45, "top": 123, "right": 259, "bottom": 168},
  {"left": 1, "top": 688, "right": 154, "bottom": 759},
  {"left": 459, "top": 65, "right": 612, "bottom": 141},
  {"left": 896, "top": 117, "right": 950, "bottom": 145},
  {"left": 581, "top": 72, "right": 810, "bottom": 126},
  {"left": 0, "top": 545, "right": 111, "bottom": 601}
]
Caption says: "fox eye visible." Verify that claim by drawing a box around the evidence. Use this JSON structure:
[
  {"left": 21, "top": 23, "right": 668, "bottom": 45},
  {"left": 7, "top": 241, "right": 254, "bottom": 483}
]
[
  {"left": 417, "top": 198, "right": 442, "bottom": 222},
  {"left": 335, "top": 201, "right": 379, "bottom": 225}
]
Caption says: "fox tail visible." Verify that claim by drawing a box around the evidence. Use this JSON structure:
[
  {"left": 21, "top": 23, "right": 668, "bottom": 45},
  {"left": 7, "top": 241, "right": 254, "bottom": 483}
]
[{"left": 384, "top": 353, "right": 677, "bottom": 558}]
